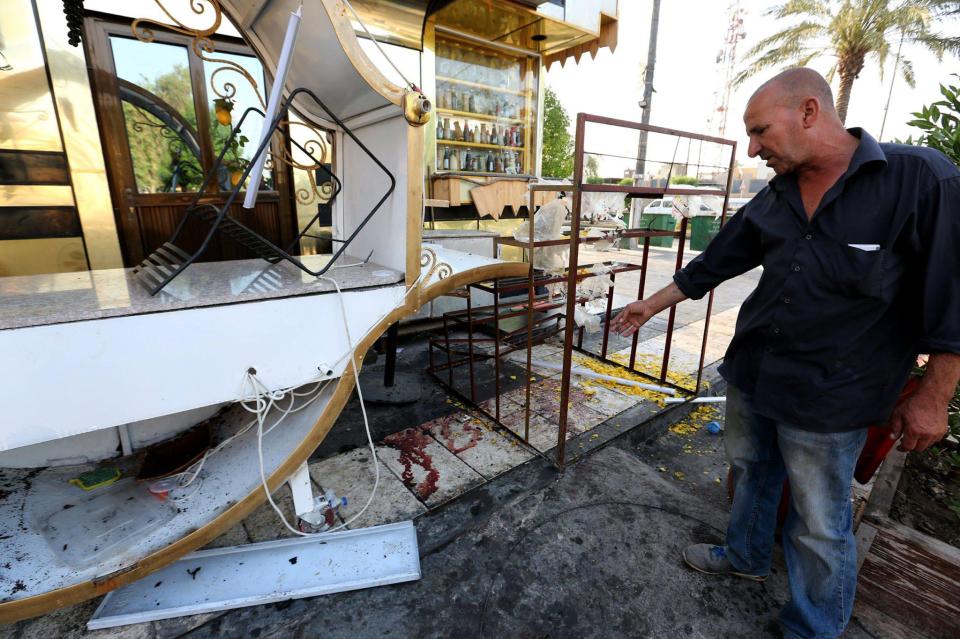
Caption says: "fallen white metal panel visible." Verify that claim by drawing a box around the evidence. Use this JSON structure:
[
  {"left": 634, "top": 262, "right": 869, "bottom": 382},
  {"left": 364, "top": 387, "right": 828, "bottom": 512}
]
[{"left": 88, "top": 521, "right": 420, "bottom": 629}]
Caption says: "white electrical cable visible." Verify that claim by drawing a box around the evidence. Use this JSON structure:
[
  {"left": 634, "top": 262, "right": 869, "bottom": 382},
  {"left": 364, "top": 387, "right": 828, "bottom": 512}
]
[{"left": 236, "top": 239, "right": 438, "bottom": 534}]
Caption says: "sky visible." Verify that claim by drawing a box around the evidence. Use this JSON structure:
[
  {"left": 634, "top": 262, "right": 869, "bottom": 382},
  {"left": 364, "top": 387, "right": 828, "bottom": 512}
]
[{"left": 545, "top": 0, "right": 960, "bottom": 175}]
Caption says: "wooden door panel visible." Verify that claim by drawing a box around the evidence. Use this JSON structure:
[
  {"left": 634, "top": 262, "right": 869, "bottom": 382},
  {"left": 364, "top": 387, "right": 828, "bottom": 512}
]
[{"left": 135, "top": 200, "right": 283, "bottom": 262}]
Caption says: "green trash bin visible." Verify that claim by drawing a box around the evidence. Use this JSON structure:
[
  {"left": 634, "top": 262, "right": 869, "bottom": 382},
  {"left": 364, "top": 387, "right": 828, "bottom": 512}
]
[
  {"left": 639, "top": 213, "right": 676, "bottom": 248},
  {"left": 690, "top": 215, "right": 722, "bottom": 251}
]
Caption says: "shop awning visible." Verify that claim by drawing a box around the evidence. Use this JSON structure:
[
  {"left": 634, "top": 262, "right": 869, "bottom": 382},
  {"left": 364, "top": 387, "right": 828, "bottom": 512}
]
[{"left": 433, "top": 1, "right": 618, "bottom": 66}]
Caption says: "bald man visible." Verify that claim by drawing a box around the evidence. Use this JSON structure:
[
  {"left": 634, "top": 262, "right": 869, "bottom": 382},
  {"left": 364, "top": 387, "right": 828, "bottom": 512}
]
[{"left": 611, "top": 68, "right": 960, "bottom": 638}]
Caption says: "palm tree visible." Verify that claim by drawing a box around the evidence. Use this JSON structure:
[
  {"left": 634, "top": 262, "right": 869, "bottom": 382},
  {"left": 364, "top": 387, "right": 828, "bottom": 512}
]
[{"left": 735, "top": 1, "right": 960, "bottom": 123}]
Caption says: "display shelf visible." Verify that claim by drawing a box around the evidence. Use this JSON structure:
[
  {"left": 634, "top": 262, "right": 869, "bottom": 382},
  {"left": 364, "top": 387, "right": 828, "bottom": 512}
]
[
  {"left": 436, "top": 76, "right": 529, "bottom": 97},
  {"left": 437, "top": 139, "right": 525, "bottom": 152},
  {"left": 434, "top": 34, "right": 537, "bottom": 179},
  {"left": 435, "top": 107, "right": 524, "bottom": 124}
]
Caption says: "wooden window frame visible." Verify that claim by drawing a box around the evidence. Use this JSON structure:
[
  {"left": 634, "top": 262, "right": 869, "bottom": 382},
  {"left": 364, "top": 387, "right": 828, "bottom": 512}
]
[{"left": 84, "top": 13, "right": 300, "bottom": 264}]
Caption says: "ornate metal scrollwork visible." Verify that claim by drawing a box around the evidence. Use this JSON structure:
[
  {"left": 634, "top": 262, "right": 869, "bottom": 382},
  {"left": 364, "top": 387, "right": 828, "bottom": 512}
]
[
  {"left": 420, "top": 247, "right": 452, "bottom": 282},
  {"left": 132, "top": 0, "right": 333, "bottom": 204}
]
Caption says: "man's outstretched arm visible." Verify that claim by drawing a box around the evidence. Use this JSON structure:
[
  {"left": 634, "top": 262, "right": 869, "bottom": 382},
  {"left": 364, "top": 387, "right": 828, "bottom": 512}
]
[{"left": 609, "top": 282, "right": 687, "bottom": 336}]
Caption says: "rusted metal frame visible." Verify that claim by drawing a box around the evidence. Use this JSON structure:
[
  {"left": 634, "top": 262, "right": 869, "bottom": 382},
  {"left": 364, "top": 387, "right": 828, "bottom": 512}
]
[
  {"left": 556, "top": 113, "right": 588, "bottom": 470},
  {"left": 442, "top": 312, "right": 454, "bottom": 388},
  {"left": 659, "top": 217, "right": 689, "bottom": 384},
  {"left": 629, "top": 236, "right": 651, "bottom": 371},
  {"left": 600, "top": 271, "right": 617, "bottom": 359},
  {"left": 497, "top": 229, "right": 674, "bottom": 250},
  {"left": 492, "top": 278, "right": 502, "bottom": 423},
  {"left": 466, "top": 288, "right": 477, "bottom": 403},
  {"left": 581, "top": 184, "right": 726, "bottom": 197},
  {"left": 524, "top": 186, "right": 538, "bottom": 443},
  {"left": 577, "top": 301, "right": 585, "bottom": 349},
  {"left": 694, "top": 141, "right": 737, "bottom": 393},
  {"left": 577, "top": 113, "right": 737, "bottom": 146}
]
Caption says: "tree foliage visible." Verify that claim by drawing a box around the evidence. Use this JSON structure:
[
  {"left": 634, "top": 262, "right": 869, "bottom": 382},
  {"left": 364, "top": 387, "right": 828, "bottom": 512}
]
[
  {"left": 735, "top": 0, "right": 960, "bottom": 123},
  {"left": 541, "top": 87, "right": 574, "bottom": 178},
  {"left": 122, "top": 65, "right": 203, "bottom": 193},
  {"left": 670, "top": 175, "right": 699, "bottom": 185},
  {"left": 901, "top": 76, "right": 960, "bottom": 166}
]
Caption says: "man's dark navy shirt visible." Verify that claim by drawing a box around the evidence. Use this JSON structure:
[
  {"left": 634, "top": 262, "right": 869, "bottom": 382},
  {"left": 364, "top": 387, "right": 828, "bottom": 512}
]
[{"left": 674, "top": 129, "right": 960, "bottom": 432}]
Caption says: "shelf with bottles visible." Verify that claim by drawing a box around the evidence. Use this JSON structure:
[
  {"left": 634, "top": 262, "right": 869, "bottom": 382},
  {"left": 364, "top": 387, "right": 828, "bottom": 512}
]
[
  {"left": 435, "top": 107, "right": 524, "bottom": 125},
  {"left": 436, "top": 146, "right": 525, "bottom": 175},
  {"left": 438, "top": 139, "right": 525, "bottom": 151},
  {"left": 435, "top": 80, "right": 526, "bottom": 120},
  {"left": 436, "top": 116, "right": 525, "bottom": 149},
  {"left": 435, "top": 34, "right": 537, "bottom": 178}
]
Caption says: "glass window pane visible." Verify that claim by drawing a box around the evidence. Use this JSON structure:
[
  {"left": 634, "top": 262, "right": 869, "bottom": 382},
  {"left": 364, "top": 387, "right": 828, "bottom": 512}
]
[
  {"left": 202, "top": 52, "right": 272, "bottom": 191},
  {"left": 110, "top": 37, "right": 203, "bottom": 193}
]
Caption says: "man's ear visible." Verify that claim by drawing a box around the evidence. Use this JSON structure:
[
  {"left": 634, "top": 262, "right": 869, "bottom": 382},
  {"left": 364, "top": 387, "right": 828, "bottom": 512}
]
[{"left": 801, "top": 97, "right": 820, "bottom": 128}]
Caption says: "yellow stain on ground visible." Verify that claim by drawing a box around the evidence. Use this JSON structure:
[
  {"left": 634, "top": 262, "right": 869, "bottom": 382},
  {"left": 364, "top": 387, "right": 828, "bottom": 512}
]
[
  {"left": 668, "top": 405, "right": 721, "bottom": 437},
  {"left": 567, "top": 354, "right": 678, "bottom": 405}
]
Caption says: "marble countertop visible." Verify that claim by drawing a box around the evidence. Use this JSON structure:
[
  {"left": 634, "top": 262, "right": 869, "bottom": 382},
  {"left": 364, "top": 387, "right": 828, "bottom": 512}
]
[{"left": 0, "top": 255, "right": 404, "bottom": 331}]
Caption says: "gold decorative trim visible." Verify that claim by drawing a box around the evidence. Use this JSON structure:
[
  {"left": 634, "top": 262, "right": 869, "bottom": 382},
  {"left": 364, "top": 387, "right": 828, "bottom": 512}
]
[{"left": 419, "top": 245, "right": 452, "bottom": 281}]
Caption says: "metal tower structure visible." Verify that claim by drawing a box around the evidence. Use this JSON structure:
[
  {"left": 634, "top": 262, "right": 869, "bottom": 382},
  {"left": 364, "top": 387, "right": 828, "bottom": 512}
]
[{"left": 707, "top": 2, "right": 745, "bottom": 138}]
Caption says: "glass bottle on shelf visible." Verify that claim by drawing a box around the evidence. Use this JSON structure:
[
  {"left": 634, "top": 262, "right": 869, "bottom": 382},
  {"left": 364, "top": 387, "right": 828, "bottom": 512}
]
[
  {"left": 436, "top": 118, "right": 444, "bottom": 141},
  {"left": 442, "top": 149, "right": 450, "bottom": 170}
]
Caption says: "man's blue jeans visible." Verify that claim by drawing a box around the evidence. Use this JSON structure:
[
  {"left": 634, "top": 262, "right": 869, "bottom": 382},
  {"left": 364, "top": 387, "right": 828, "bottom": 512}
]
[{"left": 724, "top": 385, "right": 868, "bottom": 639}]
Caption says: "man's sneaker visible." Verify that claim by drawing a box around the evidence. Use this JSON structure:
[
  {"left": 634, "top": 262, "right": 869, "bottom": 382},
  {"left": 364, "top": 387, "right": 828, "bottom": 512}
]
[{"left": 682, "top": 544, "right": 768, "bottom": 581}]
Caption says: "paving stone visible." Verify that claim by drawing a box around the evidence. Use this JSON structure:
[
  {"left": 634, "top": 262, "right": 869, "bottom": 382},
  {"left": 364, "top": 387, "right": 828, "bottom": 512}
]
[
  {"left": 308, "top": 447, "right": 425, "bottom": 530},
  {"left": 153, "top": 612, "right": 224, "bottom": 639},
  {"left": 577, "top": 383, "right": 641, "bottom": 418},
  {"left": 241, "top": 486, "right": 299, "bottom": 543},
  {"left": 502, "top": 349, "right": 562, "bottom": 378},
  {"left": 476, "top": 389, "right": 526, "bottom": 417},
  {"left": 378, "top": 429, "right": 484, "bottom": 507},
  {"left": 536, "top": 401, "right": 607, "bottom": 435},
  {"left": 13, "top": 597, "right": 153, "bottom": 639},
  {"left": 498, "top": 410, "right": 581, "bottom": 452},
  {"left": 420, "top": 412, "right": 534, "bottom": 479},
  {"left": 200, "top": 521, "right": 250, "bottom": 550}
]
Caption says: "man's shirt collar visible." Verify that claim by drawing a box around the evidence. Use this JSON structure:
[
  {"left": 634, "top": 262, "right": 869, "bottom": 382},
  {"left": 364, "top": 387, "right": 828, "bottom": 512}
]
[{"left": 768, "top": 128, "right": 887, "bottom": 193}]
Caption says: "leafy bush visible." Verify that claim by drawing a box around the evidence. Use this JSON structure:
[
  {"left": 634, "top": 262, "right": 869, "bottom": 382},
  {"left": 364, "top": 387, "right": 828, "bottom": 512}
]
[
  {"left": 669, "top": 175, "right": 699, "bottom": 185},
  {"left": 541, "top": 87, "right": 574, "bottom": 178},
  {"left": 902, "top": 77, "right": 960, "bottom": 167}
]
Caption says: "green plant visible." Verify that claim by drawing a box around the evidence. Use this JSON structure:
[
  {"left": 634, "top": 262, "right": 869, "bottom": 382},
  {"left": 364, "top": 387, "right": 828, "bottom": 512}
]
[
  {"left": 669, "top": 175, "right": 698, "bottom": 185},
  {"left": 223, "top": 134, "right": 250, "bottom": 172},
  {"left": 586, "top": 176, "right": 605, "bottom": 184},
  {"left": 902, "top": 78, "right": 960, "bottom": 166},
  {"left": 948, "top": 497, "right": 960, "bottom": 521},
  {"left": 541, "top": 87, "right": 574, "bottom": 178},
  {"left": 735, "top": 1, "right": 960, "bottom": 123}
]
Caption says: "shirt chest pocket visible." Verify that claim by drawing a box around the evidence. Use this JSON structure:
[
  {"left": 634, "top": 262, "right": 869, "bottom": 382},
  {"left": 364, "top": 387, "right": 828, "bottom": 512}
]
[{"left": 811, "top": 240, "right": 906, "bottom": 301}]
